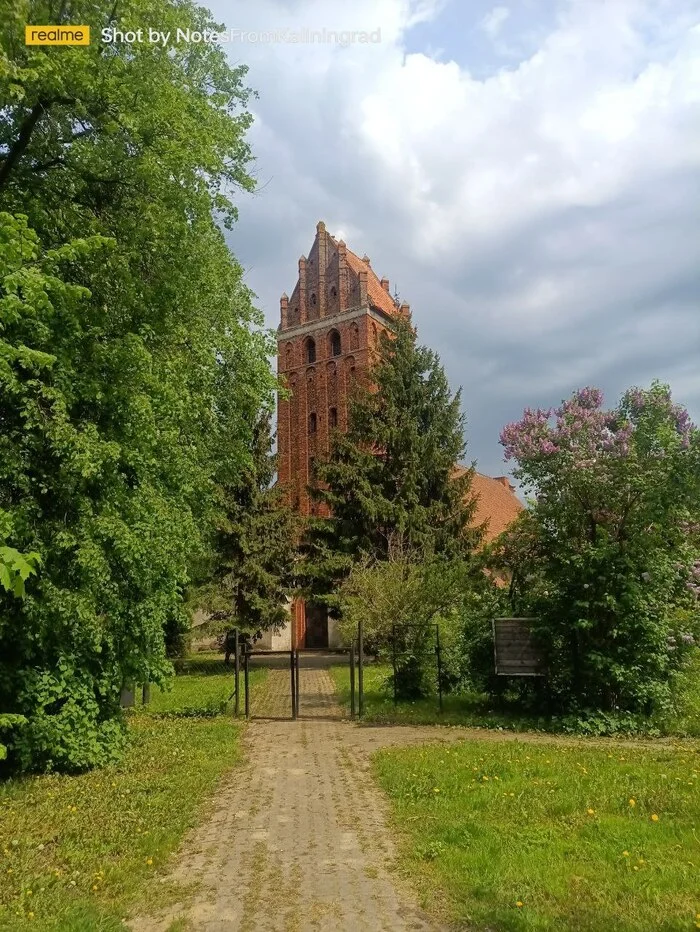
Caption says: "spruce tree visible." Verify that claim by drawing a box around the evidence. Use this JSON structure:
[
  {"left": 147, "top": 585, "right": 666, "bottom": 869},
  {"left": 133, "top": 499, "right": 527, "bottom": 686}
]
[
  {"left": 197, "top": 410, "right": 297, "bottom": 636},
  {"left": 300, "top": 318, "right": 481, "bottom": 606}
]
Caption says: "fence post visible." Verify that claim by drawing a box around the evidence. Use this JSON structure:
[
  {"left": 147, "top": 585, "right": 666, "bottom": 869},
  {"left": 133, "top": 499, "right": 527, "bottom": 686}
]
[
  {"left": 349, "top": 639, "right": 356, "bottom": 720},
  {"left": 391, "top": 624, "right": 398, "bottom": 706},
  {"left": 290, "top": 649, "right": 297, "bottom": 720},
  {"left": 244, "top": 650, "right": 250, "bottom": 719},
  {"left": 435, "top": 624, "right": 443, "bottom": 714},
  {"left": 358, "top": 619, "right": 364, "bottom": 719},
  {"left": 295, "top": 649, "right": 300, "bottom": 715},
  {"left": 141, "top": 683, "right": 150, "bottom": 706},
  {"left": 234, "top": 629, "right": 240, "bottom": 717}
]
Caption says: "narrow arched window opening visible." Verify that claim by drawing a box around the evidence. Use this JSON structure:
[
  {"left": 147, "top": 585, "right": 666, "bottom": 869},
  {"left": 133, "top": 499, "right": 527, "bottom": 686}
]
[
  {"left": 329, "top": 407, "right": 338, "bottom": 428},
  {"left": 305, "top": 338, "right": 316, "bottom": 364},
  {"left": 308, "top": 412, "right": 317, "bottom": 434},
  {"left": 329, "top": 329, "right": 341, "bottom": 357}
]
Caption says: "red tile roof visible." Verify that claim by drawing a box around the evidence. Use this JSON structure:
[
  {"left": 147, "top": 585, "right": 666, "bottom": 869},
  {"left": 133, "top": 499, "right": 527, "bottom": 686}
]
[{"left": 454, "top": 467, "right": 524, "bottom": 544}]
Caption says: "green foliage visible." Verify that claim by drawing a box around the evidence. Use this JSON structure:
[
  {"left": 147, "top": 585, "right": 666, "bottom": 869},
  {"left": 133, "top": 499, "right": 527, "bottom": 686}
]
[
  {"left": 300, "top": 317, "right": 481, "bottom": 608},
  {"left": 193, "top": 410, "right": 297, "bottom": 637},
  {"left": 659, "top": 649, "right": 700, "bottom": 737},
  {"left": 494, "top": 384, "right": 700, "bottom": 714},
  {"left": 0, "top": 714, "right": 25, "bottom": 763},
  {"left": 0, "top": 1, "right": 276, "bottom": 770},
  {"left": 336, "top": 535, "right": 505, "bottom": 700}
]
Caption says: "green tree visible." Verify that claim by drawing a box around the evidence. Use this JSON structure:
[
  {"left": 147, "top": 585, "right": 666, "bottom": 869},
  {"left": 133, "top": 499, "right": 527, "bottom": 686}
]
[
  {"left": 0, "top": 1, "right": 275, "bottom": 771},
  {"left": 338, "top": 536, "right": 490, "bottom": 698},
  {"left": 495, "top": 384, "right": 700, "bottom": 714},
  {"left": 194, "top": 410, "right": 297, "bottom": 639},
  {"left": 300, "top": 317, "right": 481, "bottom": 607}
]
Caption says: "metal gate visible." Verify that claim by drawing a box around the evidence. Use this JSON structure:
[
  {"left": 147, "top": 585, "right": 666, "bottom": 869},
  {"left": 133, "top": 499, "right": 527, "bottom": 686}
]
[{"left": 232, "top": 635, "right": 366, "bottom": 720}]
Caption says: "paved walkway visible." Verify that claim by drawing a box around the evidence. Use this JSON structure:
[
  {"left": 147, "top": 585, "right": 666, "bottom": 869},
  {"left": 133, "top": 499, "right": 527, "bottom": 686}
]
[{"left": 132, "top": 668, "right": 446, "bottom": 932}]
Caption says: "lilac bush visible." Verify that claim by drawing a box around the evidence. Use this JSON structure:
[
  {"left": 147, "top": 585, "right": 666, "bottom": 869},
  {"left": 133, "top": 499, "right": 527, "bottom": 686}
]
[{"left": 495, "top": 381, "right": 700, "bottom": 713}]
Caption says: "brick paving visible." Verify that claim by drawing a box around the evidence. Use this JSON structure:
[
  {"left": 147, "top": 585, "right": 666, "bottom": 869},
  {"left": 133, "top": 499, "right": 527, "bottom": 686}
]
[{"left": 131, "top": 668, "right": 444, "bottom": 932}]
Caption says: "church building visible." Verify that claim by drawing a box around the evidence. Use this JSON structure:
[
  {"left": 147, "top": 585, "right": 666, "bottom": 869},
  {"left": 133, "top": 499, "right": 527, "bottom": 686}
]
[{"left": 263, "top": 221, "right": 523, "bottom": 650}]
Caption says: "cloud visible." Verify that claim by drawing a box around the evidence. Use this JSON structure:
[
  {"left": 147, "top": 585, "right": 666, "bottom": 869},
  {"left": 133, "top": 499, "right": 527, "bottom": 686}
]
[
  {"left": 209, "top": 0, "right": 700, "bottom": 476},
  {"left": 480, "top": 5, "right": 510, "bottom": 39}
]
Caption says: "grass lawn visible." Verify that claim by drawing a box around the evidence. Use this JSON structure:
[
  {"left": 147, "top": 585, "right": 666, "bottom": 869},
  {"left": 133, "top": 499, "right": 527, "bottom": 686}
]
[
  {"left": 150, "top": 651, "right": 247, "bottom": 716},
  {"left": 330, "top": 663, "right": 536, "bottom": 730},
  {"left": 374, "top": 737, "right": 700, "bottom": 931},
  {"left": 330, "top": 663, "right": 700, "bottom": 737},
  {"left": 0, "top": 659, "right": 266, "bottom": 931}
]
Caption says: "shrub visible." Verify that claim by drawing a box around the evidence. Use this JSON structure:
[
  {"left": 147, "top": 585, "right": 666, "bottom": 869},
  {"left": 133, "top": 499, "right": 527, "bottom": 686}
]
[{"left": 495, "top": 383, "right": 700, "bottom": 714}]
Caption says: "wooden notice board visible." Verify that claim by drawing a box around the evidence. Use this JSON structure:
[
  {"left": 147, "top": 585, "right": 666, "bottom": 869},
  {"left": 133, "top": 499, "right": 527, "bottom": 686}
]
[{"left": 492, "top": 618, "right": 544, "bottom": 676}]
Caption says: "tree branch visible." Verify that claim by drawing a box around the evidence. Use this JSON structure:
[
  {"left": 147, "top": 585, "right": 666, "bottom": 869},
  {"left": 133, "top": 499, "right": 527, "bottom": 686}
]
[
  {"left": 0, "top": 97, "right": 76, "bottom": 191},
  {"left": 0, "top": 101, "right": 47, "bottom": 190}
]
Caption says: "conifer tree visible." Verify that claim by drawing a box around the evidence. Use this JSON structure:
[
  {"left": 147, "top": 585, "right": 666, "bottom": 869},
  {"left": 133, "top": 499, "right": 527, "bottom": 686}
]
[
  {"left": 299, "top": 318, "right": 481, "bottom": 606},
  {"left": 199, "top": 410, "right": 297, "bottom": 635}
]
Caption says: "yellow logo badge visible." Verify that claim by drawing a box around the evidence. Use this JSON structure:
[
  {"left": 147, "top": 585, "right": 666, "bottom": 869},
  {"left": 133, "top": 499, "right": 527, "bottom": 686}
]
[{"left": 25, "top": 25, "right": 91, "bottom": 45}]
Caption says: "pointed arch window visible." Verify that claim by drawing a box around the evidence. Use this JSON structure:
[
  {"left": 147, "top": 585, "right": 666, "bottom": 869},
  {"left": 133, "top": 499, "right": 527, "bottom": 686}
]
[
  {"left": 308, "top": 412, "right": 317, "bottom": 434},
  {"left": 304, "top": 337, "right": 316, "bottom": 364},
  {"left": 329, "top": 407, "right": 338, "bottom": 428},
  {"left": 329, "top": 329, "right": 341, "bottom": 357}
]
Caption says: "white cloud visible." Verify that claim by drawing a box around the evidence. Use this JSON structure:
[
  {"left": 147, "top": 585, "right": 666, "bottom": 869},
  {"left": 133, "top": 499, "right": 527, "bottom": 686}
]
[
  {"left": 208, "top": 0, "right": 700, "bottom": 475},
  {"left": 480, "top": 5, "right": 510, "bottom": 39}
]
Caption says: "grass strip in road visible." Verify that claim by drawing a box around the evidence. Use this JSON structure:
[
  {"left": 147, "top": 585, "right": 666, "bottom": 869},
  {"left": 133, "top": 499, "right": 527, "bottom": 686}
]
[{"left": 374, "top": 737, "right": 700, "bottom": 931}]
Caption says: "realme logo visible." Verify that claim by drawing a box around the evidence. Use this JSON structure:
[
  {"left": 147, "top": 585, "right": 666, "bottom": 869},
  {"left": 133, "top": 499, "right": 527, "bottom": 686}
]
[{"left": 25, "top": 25, "right": 91, "bottom": 45}]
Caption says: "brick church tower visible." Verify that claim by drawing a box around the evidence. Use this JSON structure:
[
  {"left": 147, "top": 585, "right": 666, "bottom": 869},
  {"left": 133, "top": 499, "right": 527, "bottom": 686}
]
[{"left": 277, "top": 221, "right": 410, "bottom": 648}]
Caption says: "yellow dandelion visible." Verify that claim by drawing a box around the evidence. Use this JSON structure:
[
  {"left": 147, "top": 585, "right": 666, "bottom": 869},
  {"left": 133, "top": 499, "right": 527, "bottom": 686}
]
[
  {"left": 629, "top": 799, "right": 636, "bottom": 807},
  {"left": 146, "top": 858, "right": 153, "bottom": 866},
  {"left": 516, "top": 901, "right": 524, "bottom": 908},
  {"left": 92, "top": 884, "right": 98, "bottom": 891},
  {"left": 27, "top": 913, "right": 34, "bottom": 920},
  {"left": 587, "top": 808, "right": 595, "bottom": 815},
  {"left": 622, "top": 851, "right": 630, "bottom": 857},
  {"left": 651, "top": 813, "right": 659, "bottom": 822}
]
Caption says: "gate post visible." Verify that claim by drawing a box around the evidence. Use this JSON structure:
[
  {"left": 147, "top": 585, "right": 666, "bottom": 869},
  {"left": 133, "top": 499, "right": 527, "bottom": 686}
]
[
  {"left": 358, "top": 619, "right": 364, "bottom": 719},
  {"left": 391, "top": 624, "right": 398, "bottom": 706},
  {"left": 295, "top": 649, "right": 300, "bottom": 716},
  {"left": 349, "top": 638, "right": 356, "bottom": 720},
  {"left": 244, "top": 650, "right": 250, "bottom": 719},
  {"left": 290, "top": 649, "right": 297, "bottom": 720},
  {"left": 234, "top": 629, "right": 240, "bottom": 717},
  {"left": 435, "top": 624, "right": 443, "bottom": 714}
]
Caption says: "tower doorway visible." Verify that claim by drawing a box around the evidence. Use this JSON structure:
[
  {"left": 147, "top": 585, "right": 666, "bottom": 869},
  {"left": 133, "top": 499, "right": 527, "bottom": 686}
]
[{"left": 304, "top": 601, "right": 329, "bottom": 648}]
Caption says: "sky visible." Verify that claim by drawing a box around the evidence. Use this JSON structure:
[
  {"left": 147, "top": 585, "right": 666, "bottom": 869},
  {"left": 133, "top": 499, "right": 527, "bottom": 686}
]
[{"left": 207, "top": 0, "right": 700, "bottom": 480}]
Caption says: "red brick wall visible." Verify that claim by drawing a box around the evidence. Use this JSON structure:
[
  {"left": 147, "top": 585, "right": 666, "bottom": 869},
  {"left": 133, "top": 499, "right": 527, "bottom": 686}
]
[{"left": 277, "top": 223, "right": 394, "bottom": 646}]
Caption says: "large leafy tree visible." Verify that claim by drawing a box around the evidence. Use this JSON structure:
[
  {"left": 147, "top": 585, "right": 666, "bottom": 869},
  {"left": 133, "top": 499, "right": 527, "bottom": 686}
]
[
  {"left": 0, "top": 1, "right": 275, "bottom": 771},
  {"left": 300, "top": 317, "right": 481, "bottom": 608},
  {"left": 194, "top": 410, "right": 297, "bottom": 638},
  {"left": 494, "top": 383, "right": 700, "bottom": 713}
]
